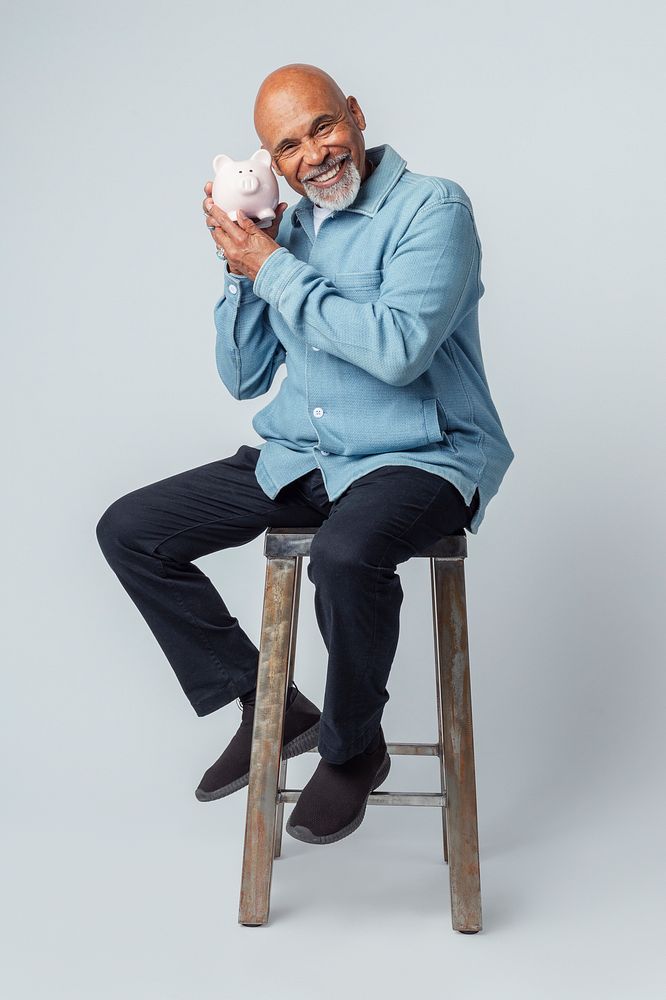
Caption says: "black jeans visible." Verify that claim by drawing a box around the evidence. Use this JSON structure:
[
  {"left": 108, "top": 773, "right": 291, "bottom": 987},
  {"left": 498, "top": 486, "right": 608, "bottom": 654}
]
[{"left": 96, "top": 444, "right": 479, "bottom": 763}]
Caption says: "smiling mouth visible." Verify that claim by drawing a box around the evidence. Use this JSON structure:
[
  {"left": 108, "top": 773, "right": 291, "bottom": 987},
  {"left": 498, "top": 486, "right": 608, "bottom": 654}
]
[{"left": 306, "top": 156, "right": 349, "bottom": 186}]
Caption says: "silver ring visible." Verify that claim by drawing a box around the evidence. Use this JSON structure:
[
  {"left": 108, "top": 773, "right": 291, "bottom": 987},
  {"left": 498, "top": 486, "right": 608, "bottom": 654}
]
[{"left": 216, "top": 247, "right": 226, "bottom": 261}]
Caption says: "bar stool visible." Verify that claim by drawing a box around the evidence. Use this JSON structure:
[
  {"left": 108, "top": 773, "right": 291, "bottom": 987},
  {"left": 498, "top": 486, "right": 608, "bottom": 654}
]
[{"left": 238, "top": 525, "right": 482, "bottom": 933}]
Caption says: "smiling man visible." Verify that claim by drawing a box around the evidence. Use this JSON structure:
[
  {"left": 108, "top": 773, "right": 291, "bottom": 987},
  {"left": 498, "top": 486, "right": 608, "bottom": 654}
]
[
  {"left": 256, "top": 70, "right": 371, "bottom": 213},
  {"left": 96, "top": 63, "right": 514, "bottom": 848}
]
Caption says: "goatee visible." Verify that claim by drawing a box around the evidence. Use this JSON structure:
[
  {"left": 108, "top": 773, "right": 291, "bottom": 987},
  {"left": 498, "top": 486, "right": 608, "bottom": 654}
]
[{"left": 302, "top": 154, "right": 364, "bottom": 210}]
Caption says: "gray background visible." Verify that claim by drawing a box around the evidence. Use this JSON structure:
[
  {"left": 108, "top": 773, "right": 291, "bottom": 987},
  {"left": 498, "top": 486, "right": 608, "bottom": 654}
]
[{"left": 2, "top": 0, "right": 664, "bottom": 996}]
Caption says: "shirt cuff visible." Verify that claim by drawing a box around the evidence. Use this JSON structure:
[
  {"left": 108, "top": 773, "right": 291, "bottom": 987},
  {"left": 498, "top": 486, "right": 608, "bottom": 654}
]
[
  {"left": 253, "top": 246, "right": 308, "bottom": 309},
  {"left": 224, "top": 264, "right": 259, "bottom": 305}
]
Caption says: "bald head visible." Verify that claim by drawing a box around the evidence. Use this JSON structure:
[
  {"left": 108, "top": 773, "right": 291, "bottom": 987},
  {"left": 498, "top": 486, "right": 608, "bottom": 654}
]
[{"left": 254, "top": 63, "right": 349, "bottom": 148}]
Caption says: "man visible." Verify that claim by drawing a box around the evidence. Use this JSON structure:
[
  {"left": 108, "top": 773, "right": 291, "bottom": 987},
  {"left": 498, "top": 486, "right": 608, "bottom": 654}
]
[{"left": 96, "top": 63, "right": 514, "bottom": 846}]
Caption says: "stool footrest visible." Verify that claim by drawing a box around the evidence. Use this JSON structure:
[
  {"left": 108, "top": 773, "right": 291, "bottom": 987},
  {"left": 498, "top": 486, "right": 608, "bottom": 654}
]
[
  {"left": 302, "top": 742, "right": 440, "bottom": 756},
  {"left": 278, "top": 789, "right": 446, "bottom": 807}
]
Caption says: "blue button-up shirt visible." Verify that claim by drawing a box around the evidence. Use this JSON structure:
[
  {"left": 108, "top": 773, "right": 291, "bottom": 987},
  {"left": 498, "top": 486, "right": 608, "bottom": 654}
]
[{"left": 214, "top": 142, "right": 514, "bottom": 533}]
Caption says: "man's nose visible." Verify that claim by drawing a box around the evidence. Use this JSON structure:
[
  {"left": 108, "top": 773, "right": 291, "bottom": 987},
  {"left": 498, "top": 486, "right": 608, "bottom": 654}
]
[{"left": 302, "top": 136, "right": 330, "bottom": 162}]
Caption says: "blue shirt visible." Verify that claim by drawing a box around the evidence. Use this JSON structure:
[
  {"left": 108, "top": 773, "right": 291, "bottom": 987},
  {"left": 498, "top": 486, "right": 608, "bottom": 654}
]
[{"left": 214, "top": 142, "right": 514, "bottom": 534}]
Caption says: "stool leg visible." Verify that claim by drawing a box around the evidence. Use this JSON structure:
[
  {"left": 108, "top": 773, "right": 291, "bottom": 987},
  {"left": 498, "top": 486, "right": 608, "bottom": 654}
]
[
  {"left": 430, "top": 558, "right": 449, "bottom": 866},
  {"left": 238, "top": 556, "right": 298, "bottom": 926},
  {"left": 431, "top": 556, "right": 483, "bottom": 934},
  {"left": 274, "top": 557, "right": 303, "bottom": 860}
]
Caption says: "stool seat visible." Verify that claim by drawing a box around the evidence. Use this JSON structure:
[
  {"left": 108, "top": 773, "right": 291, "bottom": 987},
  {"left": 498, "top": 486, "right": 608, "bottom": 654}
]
[
  {"left": 264, "top": 525, "right": 467, "bottom": 559},
  {"left": 238, "top": 524, "right": 482, "bottom": 933}
]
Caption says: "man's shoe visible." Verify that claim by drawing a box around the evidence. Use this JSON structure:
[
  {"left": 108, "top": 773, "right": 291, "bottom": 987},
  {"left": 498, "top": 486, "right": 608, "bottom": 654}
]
[
  {"left": 195, "top": 683, "right": 321, "bottom": 802},
  {"left": 285, "top": 725, "right": 390, "bottom": 845}
]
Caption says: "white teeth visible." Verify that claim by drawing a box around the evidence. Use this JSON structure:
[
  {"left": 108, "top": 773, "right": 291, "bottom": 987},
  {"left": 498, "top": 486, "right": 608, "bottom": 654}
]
[{"left": 312, "top": 160, "right": 344, "bottom": 182}]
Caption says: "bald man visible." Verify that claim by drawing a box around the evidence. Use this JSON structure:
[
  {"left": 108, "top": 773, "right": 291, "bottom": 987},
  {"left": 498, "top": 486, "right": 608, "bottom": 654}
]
[{"left": 97, "top": 64, "right": 514, "bottom": 846}]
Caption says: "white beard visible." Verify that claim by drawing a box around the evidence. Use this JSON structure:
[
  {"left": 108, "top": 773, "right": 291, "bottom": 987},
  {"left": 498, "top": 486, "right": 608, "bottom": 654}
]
[{"left": 302, "top": 155, "right": 363, "bottom": 210}]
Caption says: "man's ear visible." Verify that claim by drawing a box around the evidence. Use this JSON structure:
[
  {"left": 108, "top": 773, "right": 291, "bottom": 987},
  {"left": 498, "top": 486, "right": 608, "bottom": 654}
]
[{"left": 347, "top": 95, "right": 366, "bottom": 132}]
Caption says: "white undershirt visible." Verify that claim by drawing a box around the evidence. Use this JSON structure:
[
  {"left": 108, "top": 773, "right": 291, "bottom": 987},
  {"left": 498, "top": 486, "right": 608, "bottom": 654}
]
[{"left": 312, "top": 202, "right": 334, "bottom": 236}]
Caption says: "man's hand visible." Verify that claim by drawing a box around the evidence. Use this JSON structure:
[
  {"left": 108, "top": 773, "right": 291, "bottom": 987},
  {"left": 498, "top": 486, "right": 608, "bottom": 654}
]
[{"left": 203, "top": 181, "right": 288, "bottom": 281}]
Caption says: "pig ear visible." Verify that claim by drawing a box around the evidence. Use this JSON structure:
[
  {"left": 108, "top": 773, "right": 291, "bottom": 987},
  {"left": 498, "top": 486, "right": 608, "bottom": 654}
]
[
  {"left": 213, "top": 153, "right": 232, "bottom": 172},
  {"left": 250, "top": 148, "right": 273, "bottom": 167}
]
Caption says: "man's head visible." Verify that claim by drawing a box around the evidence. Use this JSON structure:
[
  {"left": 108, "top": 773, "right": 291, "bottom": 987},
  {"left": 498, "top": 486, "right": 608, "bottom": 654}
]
[{"left": 253, "top": 63, "right": 370, "bottom": 210}]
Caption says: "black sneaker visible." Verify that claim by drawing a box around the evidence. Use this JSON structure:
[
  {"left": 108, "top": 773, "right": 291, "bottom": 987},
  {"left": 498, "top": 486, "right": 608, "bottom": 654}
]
[
  {"left": 285, "top": 725, "right": 391, "bottom": 845},
  {"left": 195, "top": 683, "right": 321, "bottom": 802}
]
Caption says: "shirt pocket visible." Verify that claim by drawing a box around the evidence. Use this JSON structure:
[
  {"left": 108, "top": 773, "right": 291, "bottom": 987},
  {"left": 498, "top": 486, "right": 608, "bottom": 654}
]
[
  {"left": 333, "top": 269, "right": 383, "bottom": 302},
  {"left": 422, "top": 397, "right": 459, "bottom": 453}
]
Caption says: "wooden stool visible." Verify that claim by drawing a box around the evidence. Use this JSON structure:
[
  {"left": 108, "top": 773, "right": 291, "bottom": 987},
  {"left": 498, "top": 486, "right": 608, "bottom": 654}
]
[{"left": 238, "top": 525, "right": 482, "bottom": 933}]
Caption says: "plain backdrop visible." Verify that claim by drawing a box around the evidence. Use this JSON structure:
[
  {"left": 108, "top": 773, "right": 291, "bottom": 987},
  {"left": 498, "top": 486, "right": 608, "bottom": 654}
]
[{"left": 2, "top": 1, "right": 664, "bottom": 997}]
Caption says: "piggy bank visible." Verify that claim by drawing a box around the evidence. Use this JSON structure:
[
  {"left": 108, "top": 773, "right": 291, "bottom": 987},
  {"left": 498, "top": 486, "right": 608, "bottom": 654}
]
[{"left": 211, "top": 148, "right": 279, "bottom": 228}]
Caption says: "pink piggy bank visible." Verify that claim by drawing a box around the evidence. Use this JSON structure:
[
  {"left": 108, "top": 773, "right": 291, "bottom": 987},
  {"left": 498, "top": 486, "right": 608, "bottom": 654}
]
[{"left": 211, "top": 148, "right": 279, "bottom": 228}]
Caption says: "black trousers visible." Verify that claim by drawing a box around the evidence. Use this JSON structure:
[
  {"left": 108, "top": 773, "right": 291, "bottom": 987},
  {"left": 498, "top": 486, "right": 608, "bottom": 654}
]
[{"left": 96, "top": 444, "right": 479, "bottom": 763}]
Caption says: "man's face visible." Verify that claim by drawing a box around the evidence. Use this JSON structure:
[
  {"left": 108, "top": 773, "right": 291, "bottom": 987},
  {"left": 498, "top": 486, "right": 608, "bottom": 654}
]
[{"left": 257, "top": 89, "right": 368, "bottom": 210}]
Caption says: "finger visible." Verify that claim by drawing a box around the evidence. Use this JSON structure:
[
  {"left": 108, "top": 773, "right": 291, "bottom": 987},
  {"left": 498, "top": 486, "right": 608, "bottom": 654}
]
[
  {"left": 210, "top": 225, "right": 228, "bottom": 247},
  {"left": 205, "top": 200, "right": 239, "bottom": 239},
  {"left": 216, "top": 226, "right": 235, "bottom": 250},
  {"left": 210, "top": 229, "right": 232, "bottom": 259},
  {"left": 202, "top": 190, "right": 219, "bottom": 215},
  {"left": 236, "top": 208, "right": 259, "bottom": 231},
  {"left": 204, "top": 180, "right": 212, "bottom": 195}
]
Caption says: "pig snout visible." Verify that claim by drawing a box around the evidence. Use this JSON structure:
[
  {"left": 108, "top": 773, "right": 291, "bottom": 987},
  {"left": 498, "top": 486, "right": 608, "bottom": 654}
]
[{"left": 236, "top": 173, "right": 260, "bottom": 195}]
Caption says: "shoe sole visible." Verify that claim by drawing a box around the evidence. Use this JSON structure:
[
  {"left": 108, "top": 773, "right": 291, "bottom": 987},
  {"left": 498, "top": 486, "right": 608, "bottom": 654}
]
[
  {"left": 285, "top": 750, "right": 391, "bottom": 845},
  {"left": 194, "top": 720, "right": 321, "bottom": 802}
]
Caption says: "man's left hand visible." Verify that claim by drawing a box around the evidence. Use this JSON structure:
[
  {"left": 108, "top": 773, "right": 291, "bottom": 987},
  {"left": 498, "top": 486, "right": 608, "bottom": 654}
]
[{"left": 204, "top": 193, "right": 286, "bottom": 281}]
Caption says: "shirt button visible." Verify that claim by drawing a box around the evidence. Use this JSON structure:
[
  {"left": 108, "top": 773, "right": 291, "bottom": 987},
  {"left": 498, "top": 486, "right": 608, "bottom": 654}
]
[
  {"left": 313, "top": 407, "right": 324, "bottom": 418},
  {"left": 228, "top": 283, "right": 237, "bottom": 294},
  {"left": 312, "top": 346, "right": 320, "bottom": 351},
  {"left": 320, "top": 449, "right": 330, "bottom": 455}
]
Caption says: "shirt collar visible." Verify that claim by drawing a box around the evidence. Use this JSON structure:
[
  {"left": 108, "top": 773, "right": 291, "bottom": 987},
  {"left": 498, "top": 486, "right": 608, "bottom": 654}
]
[{"left": 290, "top": 143, "right": 407, "bottom": 227}]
